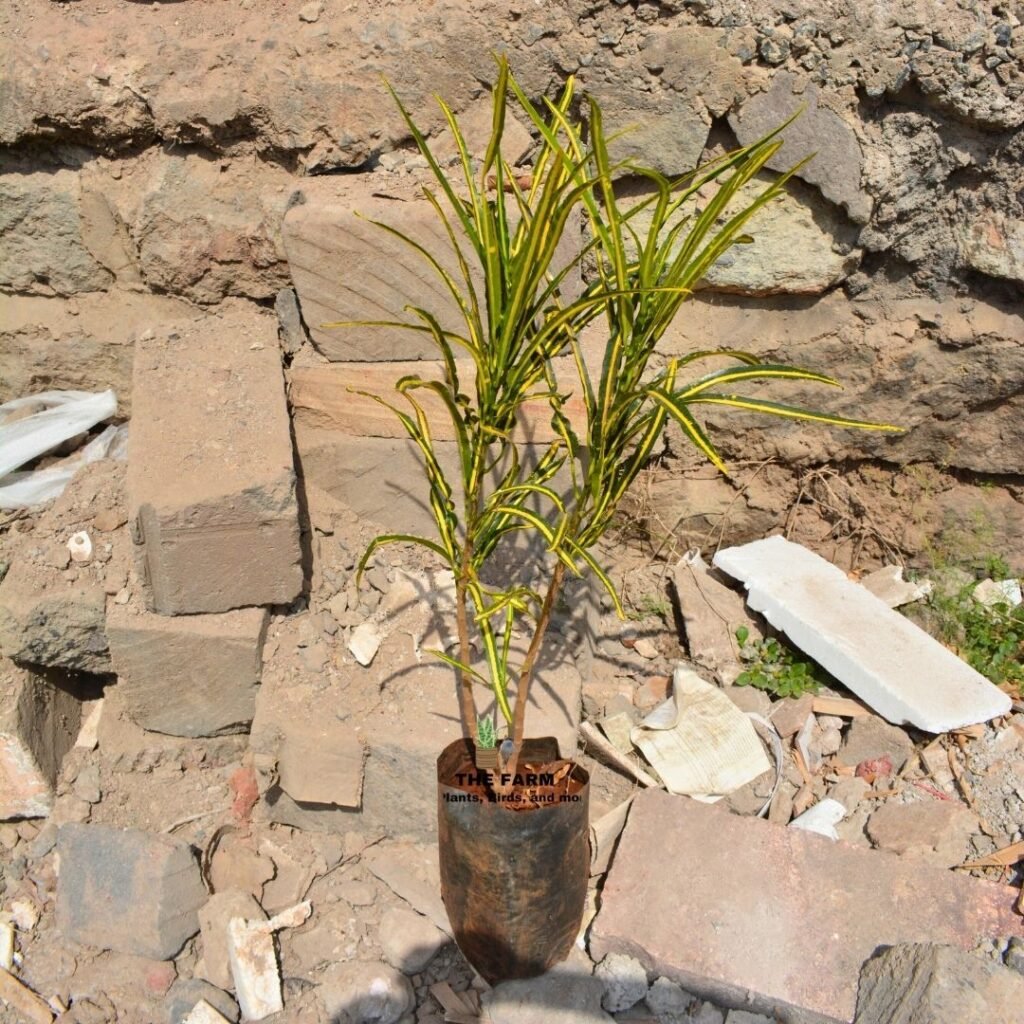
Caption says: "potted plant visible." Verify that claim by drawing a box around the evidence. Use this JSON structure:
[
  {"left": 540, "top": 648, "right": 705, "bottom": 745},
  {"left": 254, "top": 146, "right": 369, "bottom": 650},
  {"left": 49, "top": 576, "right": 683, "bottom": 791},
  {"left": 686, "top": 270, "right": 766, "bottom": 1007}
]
[{"left": 333, "top": 59, "right": 900, "bottom": 984}]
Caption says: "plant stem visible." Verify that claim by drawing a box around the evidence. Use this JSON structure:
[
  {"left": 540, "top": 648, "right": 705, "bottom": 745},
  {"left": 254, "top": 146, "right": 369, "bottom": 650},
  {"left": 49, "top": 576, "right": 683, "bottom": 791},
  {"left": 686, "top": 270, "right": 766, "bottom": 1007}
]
[
  {"left": 455, "top": 539, "right": 478, "bottom": 743},
  {"left": 510, "top": 559, "right": 567, "bottom": 751}
]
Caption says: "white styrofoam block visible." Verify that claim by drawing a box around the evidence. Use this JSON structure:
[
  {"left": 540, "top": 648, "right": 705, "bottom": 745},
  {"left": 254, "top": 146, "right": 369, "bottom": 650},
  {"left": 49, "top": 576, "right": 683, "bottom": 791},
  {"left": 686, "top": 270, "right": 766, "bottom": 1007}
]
[{"left": 712, "top": 536, "right": 1012, "bottom": 733}]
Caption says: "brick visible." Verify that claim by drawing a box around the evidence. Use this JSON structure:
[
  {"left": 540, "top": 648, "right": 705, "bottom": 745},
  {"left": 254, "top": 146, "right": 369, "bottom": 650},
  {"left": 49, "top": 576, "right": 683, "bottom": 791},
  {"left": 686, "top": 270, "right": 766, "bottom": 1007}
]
[
  {"left": 713, "top": 536, "right": 1011, "bottom": 733},
  {"left": 107, "top": 602, "right": 268, "bottom": 737},
  {"left": 282, "top": 176, "right": 583, "bottom": 361},
  {"left": 128, "top": 304, "right": 302, "bottom": 614},
  {"left": 590, "top": 789, "right": 1024, "bottom": 1024},
  {"left": 0, "top": 659, "right": 81, "bottom": 820},
  {"left": 57, "top": 823, "right": 208, "bottom": 960},
  {"left": 854, "top": 943, "right": 1024, "bottom": 1024}
]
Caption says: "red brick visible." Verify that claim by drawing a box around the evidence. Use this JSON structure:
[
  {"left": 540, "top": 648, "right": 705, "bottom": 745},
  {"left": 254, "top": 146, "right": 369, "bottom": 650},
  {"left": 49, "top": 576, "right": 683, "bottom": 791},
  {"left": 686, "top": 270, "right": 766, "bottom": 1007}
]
[{"left": 590, "top": 789, "right": 1024, "bottom": 1024}]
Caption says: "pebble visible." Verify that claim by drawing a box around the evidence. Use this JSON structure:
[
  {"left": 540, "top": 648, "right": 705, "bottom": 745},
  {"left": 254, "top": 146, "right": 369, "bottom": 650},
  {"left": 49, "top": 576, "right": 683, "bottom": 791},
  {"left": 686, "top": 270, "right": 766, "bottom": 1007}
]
[
  {"left": 595, "top": 951, "right": 648, "bottom": 1012},
  {"left": 633, "top": 637, "right": 659, "bottom": 660},
  {"left": 298, "top": 0, "right": 323, "bottom": 22},
  {"left": 349, "top": 622, "right": 382, "bottom": 667},
  {"left": 646, "top": 976, "right": 693, "bottom": 1017}
]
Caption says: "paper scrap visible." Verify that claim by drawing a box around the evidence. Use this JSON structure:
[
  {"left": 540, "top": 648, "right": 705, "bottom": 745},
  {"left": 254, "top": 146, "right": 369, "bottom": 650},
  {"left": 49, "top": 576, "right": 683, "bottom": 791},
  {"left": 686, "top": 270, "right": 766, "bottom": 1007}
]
[
  {"left": 630, "top": 665, "right": 771, "bottom": 801},
  {"left": 590, "top": 797, "right": 635, "bottom": 876}
]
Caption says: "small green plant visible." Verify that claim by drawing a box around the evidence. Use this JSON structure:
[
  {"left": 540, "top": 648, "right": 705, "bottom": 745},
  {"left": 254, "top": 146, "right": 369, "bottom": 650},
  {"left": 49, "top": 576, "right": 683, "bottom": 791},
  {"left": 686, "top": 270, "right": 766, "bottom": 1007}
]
[
  {"left": 923, "top": 587, "right": 1024, "bottom": 691},
  {"left": 626, "top": 593, "right": 672, "bottom": 621},
  {"left": 734, "top": 626, "right": 821, "bottom": 699},
  {"left": 476, "top": 715, "right": 497, "bottom": 749}
]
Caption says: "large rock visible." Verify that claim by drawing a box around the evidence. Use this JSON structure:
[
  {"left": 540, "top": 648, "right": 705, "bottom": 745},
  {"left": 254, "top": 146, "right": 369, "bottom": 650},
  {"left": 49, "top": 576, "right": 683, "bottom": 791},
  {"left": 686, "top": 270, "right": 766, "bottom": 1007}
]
[
  {"left": 0, "top": 460, "right": 128, "bottom": 673},
  {"left": 132, "top": 152, "right": 293, "bottom": 304},
  {"left": 960, "top": 213, "right": 1024, "bottom": 286},
  {"left": 484, "top": 968, "right": 613, "bottom": 1024},
  {"left": 0, "top": 659, "right": 82, "bottom": 820},
  {"left": 854, "top": 943, "right": 1024, "bottom": 1024},
  {"left": 730, "top": 73, "right": 871, "bottom": 224},
  {"left": 656, "top": 289, "right": 1024, "bottom": 477},
  {"left": 56, "top": 823, "right": 208, "bottom": 960},
  {"left": 0, "top": 163, "right": 112, "bottom": 296},
  {"left": 127, "top": 304, "right": 303, "bottom": 614},
  {"left": 317, "top": 961, "right": 413, "bottom": 1024},
  {"left": 590, "top": 790, "right": 1024, "bottom": 1024},
  {"left": 699, "top": 178, "right": 861, "bottom": 295},
  {"left": 283, "top": 175, "right": 583, "bottom": 361},
  {"left": 107, "top": 603, "right": 268, "bottom": 737}
]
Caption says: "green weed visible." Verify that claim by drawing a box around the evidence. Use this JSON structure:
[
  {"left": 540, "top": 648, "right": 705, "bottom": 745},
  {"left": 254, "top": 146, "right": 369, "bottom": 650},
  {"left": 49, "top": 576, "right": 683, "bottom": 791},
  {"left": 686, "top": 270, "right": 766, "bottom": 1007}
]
[{"left": 734, "top": 626, "right": 821, "bottom": 699}]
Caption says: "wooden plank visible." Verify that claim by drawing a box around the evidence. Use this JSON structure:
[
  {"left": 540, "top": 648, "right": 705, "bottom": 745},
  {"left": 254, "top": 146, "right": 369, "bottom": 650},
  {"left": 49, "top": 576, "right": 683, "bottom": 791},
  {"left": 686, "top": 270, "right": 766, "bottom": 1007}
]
[
  {"left": 289, "top": 361, "right": 589, "bottom": 443},
  {"left": 811, "top": 696, "right": 871, "bottom": 718},
  {"left": 0, "top": 967, "right": 54, "bottom": 1024}
]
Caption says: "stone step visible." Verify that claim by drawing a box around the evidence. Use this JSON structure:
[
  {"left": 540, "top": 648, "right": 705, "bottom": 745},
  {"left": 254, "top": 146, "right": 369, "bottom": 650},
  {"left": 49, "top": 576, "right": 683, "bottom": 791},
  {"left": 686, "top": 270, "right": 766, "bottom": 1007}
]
[
  {"left": 107, "top": 596, "right": 268, "bottom": 738},
  {"left": 713, "top": 535, "right": 1011, "bottom": 733},
  {"left": 590, "top": 789, "right": 1024, "bottom": 1024},
  {"left": 127, "top": 303, "right": 302, "bottom": 615}
]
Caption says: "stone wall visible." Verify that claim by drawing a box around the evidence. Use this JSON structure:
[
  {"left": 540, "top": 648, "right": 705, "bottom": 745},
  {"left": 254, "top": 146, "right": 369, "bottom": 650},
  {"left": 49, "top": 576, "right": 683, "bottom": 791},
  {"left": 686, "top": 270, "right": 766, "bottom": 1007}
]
[{"left": 1, "top": 0, "right": 1021, "bottom": 570}]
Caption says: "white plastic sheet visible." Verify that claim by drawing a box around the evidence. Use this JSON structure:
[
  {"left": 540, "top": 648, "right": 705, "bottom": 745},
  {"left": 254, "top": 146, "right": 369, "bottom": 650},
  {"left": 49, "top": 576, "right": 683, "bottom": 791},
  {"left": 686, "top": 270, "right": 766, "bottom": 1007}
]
[
  {"left": 0, "top": 424, "right": 126, "bottom": 509},
  {"left": 0, "top": 391, "right": 120, "bottom": 509}
]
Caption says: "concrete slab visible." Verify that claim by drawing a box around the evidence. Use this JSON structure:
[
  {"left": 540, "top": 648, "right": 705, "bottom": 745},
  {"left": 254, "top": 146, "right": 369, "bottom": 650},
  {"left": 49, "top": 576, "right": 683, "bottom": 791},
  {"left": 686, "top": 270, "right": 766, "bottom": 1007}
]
[
  {"left": 127, "top": 303, "right": 302, "bottom": 614},
  {"left": 107, "top": 601, "right": 268, "bottom": 737},
  {"left": 712, "top": 536, "right": 1011, "bottom": 733},
  {"left": 0, "top": 659, "right": 81, "bottom": 819},
  {"left": 590, "top": 790, "right": 1024, "bottom": 1024}
]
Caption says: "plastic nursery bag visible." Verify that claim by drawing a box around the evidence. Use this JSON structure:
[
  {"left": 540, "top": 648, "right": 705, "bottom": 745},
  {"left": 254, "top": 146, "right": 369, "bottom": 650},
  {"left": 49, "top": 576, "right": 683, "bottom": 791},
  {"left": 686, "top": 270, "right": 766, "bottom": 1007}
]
[{"left": 0, "top": 390, "right": 119, "bottom": 508}]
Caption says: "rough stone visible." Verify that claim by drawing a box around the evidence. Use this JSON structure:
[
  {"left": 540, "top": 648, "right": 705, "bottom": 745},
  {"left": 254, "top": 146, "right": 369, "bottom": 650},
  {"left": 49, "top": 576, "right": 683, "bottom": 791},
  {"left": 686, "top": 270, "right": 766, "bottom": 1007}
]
[
  {"left": 0, "top": 164, "right": 113, "bottom": 296},
  {"left": 730, "top": 73, "right": 870, "bottom": 224},
  {"left": 484, "top": 968, "right": 614, "bottom": 1024},
  {"left": 672, "top": 553, "right": 760, "bottom": 685},
  {"left": 317, "top": 960, "right": 413, "bottom": 1024},
  {"left": 107, "top": 605, "right": 268, "bottom": 737},
  {"left": 0, "top": 565, "right": 109, "bottom": 673},
  {"left": 377, "top": 907, "right": 448, "bottom": 974},
  {"left": 1, "top": 291, "right": 194, "bottom": 410},
  {"left": 56, "top": 823, "right": 208, "bottom": 960},
  {"left": 128, "top": 304, "right": 303, "bottom": 614},
  {"left": 165, "top": 979, "right": 240, "bottom": 1024},
  {"left": 713, "top": 537, "right": 1011, "bottom": 733},
  {"left": 250, "top": 668, "right": 365, "bottom": 821},
  {"left": 132, "top": 152, "right": 292, "bottom": 304},
  {"left": 853, "top": 943, "right": 1024, "bottom": 1024},
  {"left": 645, "top": 976, "right": 694, "bottom": 1020},
  {"left": 701, "top": 178, "right": 861, "bottom": 295},
  {"left": 595, "top": 952, "right": 649, "bottom": 1012},
  {"left": 0, "top": 659, "right": 81, "bottom": 820},
  {"left": 274, "top": 287, "right": 309, "bottom": 356},
  {"left": 590, "top": 789, "right": 1024, "bottom": 1024},
  {"left": 866, "top": 800, "right": 977, "bottom": 869},
  {"left": 960, "top": 213, "right": 1024, "bottom": 286},
  {"left": 837, "top": 715, "right": 915, "bottom": 774},
  {"left": 362, "top": 842, "right": 451, "bottom": 936},
  {"left": 197, "top": 890, "right": 266, "bottom": 991}
]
